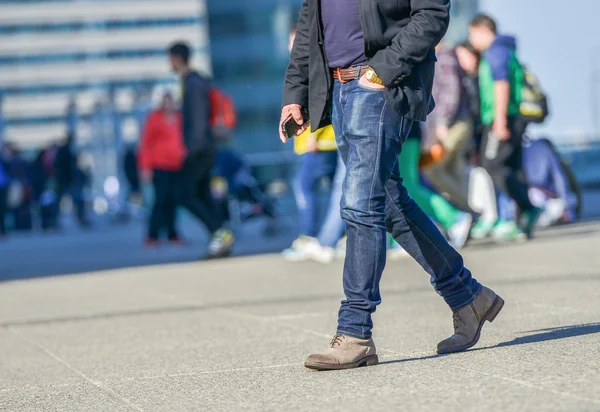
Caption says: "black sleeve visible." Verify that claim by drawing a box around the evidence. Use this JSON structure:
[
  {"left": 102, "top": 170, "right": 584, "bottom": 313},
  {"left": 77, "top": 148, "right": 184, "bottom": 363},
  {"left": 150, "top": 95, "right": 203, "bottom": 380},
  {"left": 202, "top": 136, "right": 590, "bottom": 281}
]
[
  {"left": 282, "top": 0, "right": 310, "bottom": 108},
  {"left": 369, "top": 0, "right": 450, "bottom": 88},
  {"left": 187, "top": 75, "right": 212, "bottom": 155}
]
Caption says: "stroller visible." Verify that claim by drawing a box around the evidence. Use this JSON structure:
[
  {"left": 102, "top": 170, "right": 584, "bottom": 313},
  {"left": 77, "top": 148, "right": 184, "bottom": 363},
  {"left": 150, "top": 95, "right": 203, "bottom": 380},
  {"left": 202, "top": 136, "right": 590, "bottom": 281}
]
[{"left": 211, "top": 148, "right": 281, "bottom": 235}]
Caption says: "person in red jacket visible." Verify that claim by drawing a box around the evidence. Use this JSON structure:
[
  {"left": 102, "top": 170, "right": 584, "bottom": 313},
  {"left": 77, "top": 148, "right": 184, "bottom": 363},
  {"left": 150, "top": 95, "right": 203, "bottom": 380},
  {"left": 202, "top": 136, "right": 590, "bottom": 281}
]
[{"left": 138, "top": 93, "right": 187, "bottom": 246}]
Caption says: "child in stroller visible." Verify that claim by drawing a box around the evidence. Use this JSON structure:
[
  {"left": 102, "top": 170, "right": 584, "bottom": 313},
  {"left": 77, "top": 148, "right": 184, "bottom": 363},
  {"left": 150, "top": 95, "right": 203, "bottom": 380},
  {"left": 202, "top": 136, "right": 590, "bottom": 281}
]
[{"left": 211, "top": 148, "right": 280, "bottom": 235}]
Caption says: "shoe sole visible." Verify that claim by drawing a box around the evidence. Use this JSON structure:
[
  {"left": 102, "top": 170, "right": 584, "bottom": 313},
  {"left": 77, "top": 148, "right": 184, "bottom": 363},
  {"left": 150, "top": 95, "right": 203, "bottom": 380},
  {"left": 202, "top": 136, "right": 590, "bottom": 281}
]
[
  {"left": 304, "top": 354, "right": 379, "bottom": 371},
  {"left": 437, "top": 295, "right": 505, "bottom": 355}
]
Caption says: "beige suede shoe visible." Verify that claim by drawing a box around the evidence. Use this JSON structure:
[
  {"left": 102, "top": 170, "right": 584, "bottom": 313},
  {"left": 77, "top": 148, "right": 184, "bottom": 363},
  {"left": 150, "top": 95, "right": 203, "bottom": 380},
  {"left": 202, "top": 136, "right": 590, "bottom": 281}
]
[
  {"left": 304, "top": 334, "right": 379, "bottom": 371},
  {"left": 437, "top": 286, "right": 504, "bottom": 354}
]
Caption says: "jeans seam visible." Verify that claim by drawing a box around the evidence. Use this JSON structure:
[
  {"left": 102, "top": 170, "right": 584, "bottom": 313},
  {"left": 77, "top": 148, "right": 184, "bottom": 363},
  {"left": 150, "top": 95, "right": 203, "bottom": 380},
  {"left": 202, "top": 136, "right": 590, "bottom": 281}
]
[
  {"left": 360, "top": 98, "right": 387, "bottom": 338},
  {"left": 383, "top": 179, "right": 477, "bottom": 304}
]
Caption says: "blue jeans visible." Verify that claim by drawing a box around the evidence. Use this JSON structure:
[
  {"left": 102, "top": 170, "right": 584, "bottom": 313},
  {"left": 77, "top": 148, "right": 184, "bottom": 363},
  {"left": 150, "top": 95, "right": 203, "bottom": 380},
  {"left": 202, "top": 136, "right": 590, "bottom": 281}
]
[
  {"left": 317, "top": 153, "right": 346, "bottom": 248},
  {"left": 293, "top": 151, "right": 338, "bottom": 237},
  {"left": 332, "top": 80, "right": 482, "bottom": 339}
]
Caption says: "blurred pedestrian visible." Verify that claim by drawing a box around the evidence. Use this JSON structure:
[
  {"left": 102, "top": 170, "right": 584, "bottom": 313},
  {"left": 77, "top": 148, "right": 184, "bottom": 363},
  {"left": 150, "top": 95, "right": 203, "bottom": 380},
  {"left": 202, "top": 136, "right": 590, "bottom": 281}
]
[
  {"left": 0, "top": 146, "right": 9, "bottom": 237},
  {"left": 399, "top": 122, "right": 473, "bottom": 249},
  {"left": 282, "top": 0, "right": 502, "bottom": 370},
  {"left": 168, "top": 42, "right": 234, "bottom": 258},
  {"left": 55, "top": 133, "right": 90, "bottom": 228},
  {"left": 524, "top": 138, "right": 579, "bottom": 227},
  {"left": 5, "top": 146, "right": 33, "bottom": 231},
  {"left": 138, "top": 92, "right": 186, "bottom": 247},
  {"left": 469, "top": 14, "right": 542, "bottom": 241},
  {"left": 423, "top": 43, "right": 474, "bottom": 212},
  {"left": 31, "top": 145, "right": 58, "bottom": 231}
]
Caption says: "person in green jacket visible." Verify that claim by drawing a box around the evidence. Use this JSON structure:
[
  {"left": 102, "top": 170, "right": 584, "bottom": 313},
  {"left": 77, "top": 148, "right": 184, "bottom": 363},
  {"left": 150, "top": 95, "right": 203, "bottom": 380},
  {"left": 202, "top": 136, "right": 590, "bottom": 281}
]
[{"left": 469, "top": 14, "right": 541, "bottom": 241}]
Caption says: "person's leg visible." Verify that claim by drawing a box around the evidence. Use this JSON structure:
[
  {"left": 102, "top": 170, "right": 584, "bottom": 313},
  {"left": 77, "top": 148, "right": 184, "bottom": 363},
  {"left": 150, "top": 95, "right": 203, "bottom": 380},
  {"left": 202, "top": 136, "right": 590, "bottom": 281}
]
[
  {"left": 504, "top": 118, "right": 535, "bottom": 212},
  {"left": 468, "top": 167, "right": 499, "bottom": 239},
  {"left": 196, "top": 164, "right": 225, "bottom": 231},
  {"left": 293, "top": 153, "right": 326, "bottom": 238},
  {"left": 316, "top": 152, "right": 346, "bottom": 248},
  {"left": 0, "top": 187, "right": 7, "bottom": 235},
  {"left": 481, "top": 122, "right": 533, "bottom": 212},
  {"left": 385, "top": 162, "right": 481, "bottom": 311},
  {"left": 176, "top": 155, "right": 220, "bottom": 234},
  {"left": 399, "top": 139, "right": 462, "bottom": 230},
  {"left": 149, "top": 170, "right": 169, "bottom": 240},
  {"left": 71, "top": 185, "right": 88, "bottom": 226},
  {"left": 165, "top": 171, "right": 180, "bottom": 239}
]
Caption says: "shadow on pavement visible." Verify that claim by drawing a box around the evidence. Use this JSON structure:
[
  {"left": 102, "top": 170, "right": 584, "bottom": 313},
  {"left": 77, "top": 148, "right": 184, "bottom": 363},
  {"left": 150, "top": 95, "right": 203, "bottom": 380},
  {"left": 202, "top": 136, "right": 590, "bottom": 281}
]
[
  {"left": 379, "top": 322, "right": 600, "bottom": 366},
  {"left": 494, "top": 322, "right": 600, "bottom": 348}
]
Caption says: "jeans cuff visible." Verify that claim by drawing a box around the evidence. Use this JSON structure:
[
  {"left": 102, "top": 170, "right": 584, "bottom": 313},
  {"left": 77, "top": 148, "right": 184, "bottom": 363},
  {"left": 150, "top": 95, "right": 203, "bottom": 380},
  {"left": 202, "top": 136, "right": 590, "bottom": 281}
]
[
  {"left": 336, "top": 328, "right": 372, "bottom": 340},
  {"left": 450, "top": 283, "right": 483, "bottom": 312}
]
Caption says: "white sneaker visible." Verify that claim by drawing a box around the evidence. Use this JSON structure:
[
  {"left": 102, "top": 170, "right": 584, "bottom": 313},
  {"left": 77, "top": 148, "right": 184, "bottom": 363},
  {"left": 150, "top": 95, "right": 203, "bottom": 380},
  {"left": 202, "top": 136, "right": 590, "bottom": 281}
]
[
  {"left": 207, "top": 228, "right": 235, "bottom": 258},
  {"left": 305, "top": 241, "right": 336, "bottom": 264},
  {"left": 281, "top": 236, "right": 314, "bottom": 262},
  {"left": 448, "top": 213, "right": 473, "bottom": 250}
]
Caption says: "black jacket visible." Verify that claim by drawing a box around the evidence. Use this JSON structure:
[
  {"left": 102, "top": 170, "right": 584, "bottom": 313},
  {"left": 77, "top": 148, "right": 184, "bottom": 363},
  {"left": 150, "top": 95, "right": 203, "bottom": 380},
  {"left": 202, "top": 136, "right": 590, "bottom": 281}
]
[
  {"left": 182, "top": 71, "right": 212, "bottom": 155},
  {"left": 283, "top": 0, "right": 450, "bottom": 129}
]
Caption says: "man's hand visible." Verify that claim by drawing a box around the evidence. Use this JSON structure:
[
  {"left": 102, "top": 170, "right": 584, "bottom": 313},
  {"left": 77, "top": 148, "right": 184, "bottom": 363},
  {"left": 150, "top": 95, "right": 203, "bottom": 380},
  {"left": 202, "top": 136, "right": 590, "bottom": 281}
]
[
  {"left": 359, "top": 74, "right": 385, "bottom": 90},
  {"left": 279, "top": 104, "right": 309, "bottom": 143},
  {"left": 492, "top": 118, "right": 511, "bottom": 141}
]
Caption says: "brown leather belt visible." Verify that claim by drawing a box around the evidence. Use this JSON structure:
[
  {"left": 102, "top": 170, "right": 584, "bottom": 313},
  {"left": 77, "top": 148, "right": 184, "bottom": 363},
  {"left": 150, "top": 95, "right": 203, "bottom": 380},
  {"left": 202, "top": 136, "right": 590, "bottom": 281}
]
[{"left": 332, "top": 66, "right": 368, "bottom": 83}]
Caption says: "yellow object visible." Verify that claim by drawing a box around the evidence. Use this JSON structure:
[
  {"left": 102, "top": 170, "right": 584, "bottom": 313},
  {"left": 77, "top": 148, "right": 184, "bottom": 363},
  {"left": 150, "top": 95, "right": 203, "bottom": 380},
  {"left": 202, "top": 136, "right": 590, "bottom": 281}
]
[
  {"left": 294, "top": 125, "right": 336, "bottom": 155},
  {"left": 365, "top": 67, "right": 385, "bottom": 86}
]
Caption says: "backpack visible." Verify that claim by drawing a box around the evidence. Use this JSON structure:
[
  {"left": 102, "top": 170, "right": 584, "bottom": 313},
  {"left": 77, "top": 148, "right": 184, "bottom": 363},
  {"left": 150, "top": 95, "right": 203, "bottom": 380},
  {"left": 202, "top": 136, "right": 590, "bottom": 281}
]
[
  {"left": 209, "top": 88, "right": 237, "bottom": 140},
  {"left": 520, "top": 68, "right": 550, "bottom": 124}
]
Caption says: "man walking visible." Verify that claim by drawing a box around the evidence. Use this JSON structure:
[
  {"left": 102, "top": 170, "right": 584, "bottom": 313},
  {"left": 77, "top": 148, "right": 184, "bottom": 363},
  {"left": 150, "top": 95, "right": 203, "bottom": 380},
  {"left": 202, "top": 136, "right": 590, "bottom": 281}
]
[
  {"left": 281, "top": 0, "right": 504, "bottom": 370},
  {"left": 168, "top": 42, "right": 234, "bottom": 258},
  {"left": 469, "top": 15, "right": 541, "bottom": 240}
]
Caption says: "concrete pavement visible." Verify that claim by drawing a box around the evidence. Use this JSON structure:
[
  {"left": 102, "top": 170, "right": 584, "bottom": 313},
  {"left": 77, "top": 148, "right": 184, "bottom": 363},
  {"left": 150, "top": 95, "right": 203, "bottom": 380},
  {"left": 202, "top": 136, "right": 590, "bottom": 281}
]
[{"left": 1, "top": 222, "right": 600, "bottom": 411}]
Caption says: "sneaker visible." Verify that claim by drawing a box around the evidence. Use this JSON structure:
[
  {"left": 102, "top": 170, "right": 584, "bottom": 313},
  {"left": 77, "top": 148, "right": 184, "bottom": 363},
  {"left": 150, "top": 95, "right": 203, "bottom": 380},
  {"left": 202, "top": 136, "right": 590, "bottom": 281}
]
[
  {"left": 491, "top": 220, "right": 527, "bottom": 243},
  {"left": 144, "top": 238, "right": 160, "bottom": 249},
  {"left": 335, "top": 236, "right": 347, "bottom": 260},
  {"left": 470, "top": 219, "right": 495, "bottom": 240},
  {"left": 448, "top": 213, "right": 473, "bottom": 250},
  {"left": 207, "top": 228, "right": 235, "bottom": 258},
  {"left": 281, "top": 235, "right": 313, "bottom": 262},
  {"left": 304, "top": 240, "right": 336, "bottom": 264},
  {"left": 169, "top": 236, "right": 188, "bottom": 246},
  {"left": 519, "top": 206, "right": 543, "bottom": 239}
]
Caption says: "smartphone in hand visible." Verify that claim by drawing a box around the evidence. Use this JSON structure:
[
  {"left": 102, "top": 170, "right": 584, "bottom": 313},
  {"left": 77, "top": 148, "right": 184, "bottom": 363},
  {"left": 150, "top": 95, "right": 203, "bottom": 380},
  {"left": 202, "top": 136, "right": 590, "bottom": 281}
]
[{"left": 281, "top": 107, "right": 310, "bottom": 139}]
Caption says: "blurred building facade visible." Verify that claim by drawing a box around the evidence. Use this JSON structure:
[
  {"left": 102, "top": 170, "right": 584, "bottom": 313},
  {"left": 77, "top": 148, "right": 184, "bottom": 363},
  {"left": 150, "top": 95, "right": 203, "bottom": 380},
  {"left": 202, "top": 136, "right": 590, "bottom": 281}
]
[
  {"left": 446, "top": 0, "right": 479, "bottom": 46},
  {"left": 0, "top": 0, "right": 210, "bottom": 149},
  {"left": 1, "top": 0, "right": 477, "bottom": 156},
  {"left": 206, "top": 0, "right": 300, "bottom": 158}
]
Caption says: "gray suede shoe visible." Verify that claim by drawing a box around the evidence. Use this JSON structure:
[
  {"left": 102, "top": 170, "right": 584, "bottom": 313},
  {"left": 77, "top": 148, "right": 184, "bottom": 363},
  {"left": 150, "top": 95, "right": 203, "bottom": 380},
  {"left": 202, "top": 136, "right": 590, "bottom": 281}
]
[
  {"left": 437, "top": 286, "right": 504, "bottom": 354},
  {"left": 305, "top": 334, "right": 379, "bottom": 371}
]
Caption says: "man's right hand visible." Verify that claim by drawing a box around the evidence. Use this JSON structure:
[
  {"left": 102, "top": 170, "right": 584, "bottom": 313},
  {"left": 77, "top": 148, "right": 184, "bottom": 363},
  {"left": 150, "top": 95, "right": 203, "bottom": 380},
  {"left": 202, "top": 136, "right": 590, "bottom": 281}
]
[{"left": 279, "top": 104, "right": 309, "bottom": 143}]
